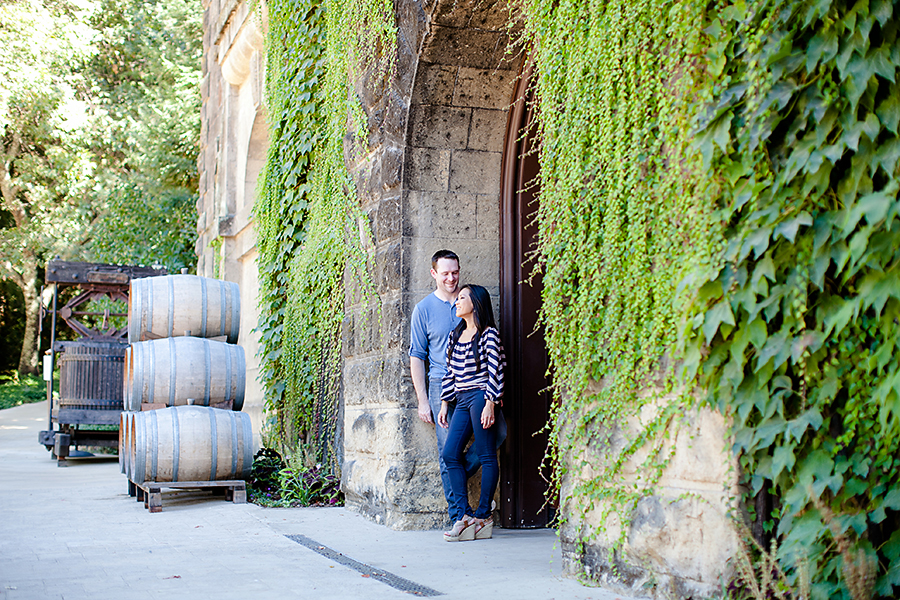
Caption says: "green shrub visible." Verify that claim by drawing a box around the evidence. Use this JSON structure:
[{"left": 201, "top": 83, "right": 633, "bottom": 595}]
[{"left": 0, "top": 374, "right": 46, "bottom": 410}]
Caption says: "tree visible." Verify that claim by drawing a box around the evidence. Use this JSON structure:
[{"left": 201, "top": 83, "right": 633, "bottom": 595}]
[
  {"left": 0, "top": 0, "right": 201, "bottom": 375},
  {"left": 0, "top": 0, "right": 97, "bottom": 374},
  {"left": 81, "top": 0, "right": 201, "bottom": 272}
]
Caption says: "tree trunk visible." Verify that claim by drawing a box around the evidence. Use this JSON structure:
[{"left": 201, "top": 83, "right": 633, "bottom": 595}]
[{"left": 16, "top": 259, "right": 39, "bottom": 376}]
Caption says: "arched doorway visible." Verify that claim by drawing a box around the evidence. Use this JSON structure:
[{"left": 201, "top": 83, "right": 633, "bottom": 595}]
[{"left": 499, "top": 60, "right": 552, "bottom": 528}]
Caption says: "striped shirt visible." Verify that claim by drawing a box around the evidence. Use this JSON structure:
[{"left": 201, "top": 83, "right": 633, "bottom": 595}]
[{"left": 440, "top": 327, "right": 505, "bottom": 405}]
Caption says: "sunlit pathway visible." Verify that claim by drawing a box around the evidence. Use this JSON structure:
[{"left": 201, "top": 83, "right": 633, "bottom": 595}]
[{"left": 0, "top": 402, "right": 634, "bottom": 600}]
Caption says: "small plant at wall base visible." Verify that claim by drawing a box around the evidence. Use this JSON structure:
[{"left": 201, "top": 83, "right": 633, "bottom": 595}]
[{"left": 247, "top": 447, "right": 343, "bottom": 507}]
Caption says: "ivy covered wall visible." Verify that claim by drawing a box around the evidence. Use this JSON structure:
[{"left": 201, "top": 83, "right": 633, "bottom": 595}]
[{"left": 249, "top": 0, "right": 900, "bottom": 596}]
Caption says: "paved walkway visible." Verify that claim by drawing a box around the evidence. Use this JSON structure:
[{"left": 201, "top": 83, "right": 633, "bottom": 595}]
[{"left": 0, "top": 401, "right": 634, "bottom": 600}]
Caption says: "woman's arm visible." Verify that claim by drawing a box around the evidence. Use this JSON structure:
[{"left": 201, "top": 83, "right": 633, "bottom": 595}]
[
  {"left": 482, "top": 328, "right": 505, "bottom": 406},
  {"left": 438, "top": 365, "right": 455, "bottom": 428}
]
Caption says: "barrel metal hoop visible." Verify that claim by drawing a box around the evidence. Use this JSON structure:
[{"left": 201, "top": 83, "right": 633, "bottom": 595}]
[
  {"left": 224, "top": 344, "right": 232, "bottom": 405},
  {"left": 241, "top": 412, "right": 253, "bottom": 479},
  {"left": 230, "top": 410, "right": 239, "bottom": 476},
  {"left": 150, "top": 410, "right": 159, "bottom": 482},
  {"left": 148, "top": 342, "right": 156, "bottom": 404},
  {"left": 219, "top": 282, "right": 227, "bottom": 337},
  {"left": 209, "top": 408, "right": 218, "bottom": 481},
  {"left": 147, "top": 278, "right": 154, "bottom": 339},
  {"left": 204, "top": 340, "right": 212, "bottom": 406},
  {"left": 167, "top": 276, "right": 175, "bottom": 338},
  {"left": 172, "top": 408, "right": 180, "bottom": 482},
  {"left": 200, "top": 277, "right": 208, "bottom": 337},
  {"left": 168, "top": 337, "right": 176, "bottom": 407},
  {"left": 129, "top": 280, "right": 139, "bottom": 343},
  {"left": 234, "top": 346, "right": 246, "bottom": 412},
  {"left": 230, "top": 282, "right": 240, "bottom": 343},
  {"left": 134, "top": 413, "right": 145, "bottom": 483}
]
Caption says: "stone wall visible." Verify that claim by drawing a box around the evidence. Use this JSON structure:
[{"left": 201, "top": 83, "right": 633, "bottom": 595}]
[
  {"left": 339, "top": 0, "right": 518, "bottom": 528},
  {"left": 558, "top": 392, "right": 741, "bottom": 598},
  {"left": 197, "top": 0, "right": 267, "bottom": 437},
  {"left": 195, "top": 0, "right": 743, "bottom": 595}
]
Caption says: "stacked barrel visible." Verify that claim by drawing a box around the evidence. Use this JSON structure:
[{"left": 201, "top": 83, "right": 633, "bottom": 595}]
[{"left": 120, "top": 275, "right": 254, "bottom": 486}]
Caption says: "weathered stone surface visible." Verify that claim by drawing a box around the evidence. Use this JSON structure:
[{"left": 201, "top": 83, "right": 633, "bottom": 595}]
[
  {"left": 449, "top": 149, "right": 502, "bottom": 195},
  {"left": 411, "top": 63, "right": 457, "bottom": 106},
  {"left": 431, "top": 0, "right": 509, "bottom": 30},
  {"left": 403, "top": 236, "right": 499, "bottom": 296},
  {"left": 408, "top": 105, "right": 471, "bottom": 148},
  {"left": 421, "top": 27, "right": 503, "bottom": 70},
  {"left": 476, "top": 194, "right": 500, "bottom": 239},
  {"left": 373, "top": 193, "right": 402, "bottom": 244},
  {"left": 404, "top": 191, "right": 477, "bottom": 238},
  {"left": 558, "top": 401, "right": 741, "bottom": 598},
  {"left": 404, "top": 147, "right": 451, "bottom": 192},
  {"left": 453, "top": 68, "right": 517, "bottom": 109},
  {"left": 468, "top": 108, "right": 507, "bottom": 152}
]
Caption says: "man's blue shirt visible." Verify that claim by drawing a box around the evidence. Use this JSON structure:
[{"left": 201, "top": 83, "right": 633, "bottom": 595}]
[{"left": 409, "top": 291, "right": 460, "bottom": 381}]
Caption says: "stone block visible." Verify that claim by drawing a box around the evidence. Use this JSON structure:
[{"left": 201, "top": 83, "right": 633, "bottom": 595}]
[
  {"left": 404, "top": 191, "right": 478, "bottom": 238},
  {"left": 476, "top": 193, "right": 500, "bottom": 240},
  {"left": 375, "top": 239, "right": 402, "bottom": 293},
  {"left": 468, "top": 108, "right": 507, "bottom": 152},
  {"left": 408, "top": 105, "right": 471, "bottom": 149},
  {"left": 453, "top": 68, "right": 517, "bottom": 110},
  {"left": 411, "top": 63, "right": 458, "bottom": 106},
  {"left": 421, "top": 27, "right": 502, "bottom": 70},
  {"left": 404, "top": 147, "right": 451, "bottom": 192},
  {"left": 403, "top": 236, "right": 499, "bottom": 294},
  {"left": 373, "top": 194, "right": 401, "bottom": 243},
  {"left": 449, "top": 150, "right": 502, "bottom": 195},
  {"left": 432, "top": 0, "right": 509, "bottom": 31},
  {"left": 431, "top": 192, "right": 477, "bottom": 238},
  {"left": 380, "top": 144, "right": 404, "bottom": 193}
]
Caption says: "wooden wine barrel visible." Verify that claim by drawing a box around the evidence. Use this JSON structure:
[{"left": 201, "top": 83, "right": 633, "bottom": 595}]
[
  {"left": 124, "top": 337, "right": 245, "bottom": 411},
  {"left": 129, "top": 406, "right": 254, "bottom": 484},
  {"left": 128, "top": 275, "right": 240, "bottom": 344},
  {"left": 120, "top": 411, "right": 138, "bottom": 477}
]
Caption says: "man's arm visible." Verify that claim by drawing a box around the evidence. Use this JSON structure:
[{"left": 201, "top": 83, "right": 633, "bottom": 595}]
[{"left": 410, "top": 356, "right": 433, "bottom": 424}]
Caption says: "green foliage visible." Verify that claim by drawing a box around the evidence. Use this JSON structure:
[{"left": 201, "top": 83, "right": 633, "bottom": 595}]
[
  {"left": 519, "top": 0, "right": 718, "bottom": 547},
  {"left": 0, "top": 374, "right": 46, "bottom": 410},
  {"left": 683, "top": 0, "right": 900, "bottom": 597},
  {"left": 0, "top": 279, "right": 25, "bottom": 374},
  {"left": 254, "top": 0, "right": 392, "bottom": 465},
  {"left": 247, "top": 447, "right": 344, "bottom": 507},
  {"left": 0, "top": 0, "right": 199, "bottom": 373},
  {"left": 89, "top": 181, "right": 197, "bottom": 272}
]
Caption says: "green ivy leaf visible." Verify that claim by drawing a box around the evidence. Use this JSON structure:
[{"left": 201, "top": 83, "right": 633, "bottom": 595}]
[
  {"left": 774, "top": 211, "right": 813, "bottom": 242},
  {"left": 703, "top": 299, "right": 736, "bottom": 344}
]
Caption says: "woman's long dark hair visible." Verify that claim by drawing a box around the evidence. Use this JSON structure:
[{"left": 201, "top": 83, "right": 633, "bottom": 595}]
[{"left": 446, "top": 284, "right": 496, "bottom": 371}]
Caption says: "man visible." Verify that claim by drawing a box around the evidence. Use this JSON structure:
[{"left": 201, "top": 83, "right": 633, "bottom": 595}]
[{"left": 409, "top": 250, "right": 478, "bottom": 516}]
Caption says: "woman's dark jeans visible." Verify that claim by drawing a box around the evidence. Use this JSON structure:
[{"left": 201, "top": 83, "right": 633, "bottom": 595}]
[{"left": 441, "top": 389, "right": 499, "bottom": 521}]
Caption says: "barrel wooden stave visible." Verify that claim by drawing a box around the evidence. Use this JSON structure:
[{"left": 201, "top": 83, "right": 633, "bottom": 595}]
[
  {"left": 128, "top": 275, "right": 240, "bottom": 344},
  {"left": 129, "top": 406, "right": 254, "bottom": 484},
  {"left": 124, "top": 337, "right": 245, "bottom": 412}
]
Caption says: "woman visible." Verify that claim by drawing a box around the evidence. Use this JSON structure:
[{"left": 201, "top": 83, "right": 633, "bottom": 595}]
[{"left": 438, "top": 284, "right": 505, "bottom": 541}]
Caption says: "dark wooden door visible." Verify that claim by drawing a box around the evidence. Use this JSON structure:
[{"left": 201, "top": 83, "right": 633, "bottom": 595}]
[{"left": 499, "top": 61, "right": 552, "bottom": 528}]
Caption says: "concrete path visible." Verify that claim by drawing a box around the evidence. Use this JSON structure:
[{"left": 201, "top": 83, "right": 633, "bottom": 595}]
[{"left": 0, "top": 401, "right": 635, "bottom": 600}]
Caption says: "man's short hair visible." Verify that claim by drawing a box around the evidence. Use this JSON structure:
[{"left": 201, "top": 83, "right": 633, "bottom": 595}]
[{"left": 431, "top": 250, "right": 460, "bottom": 270}]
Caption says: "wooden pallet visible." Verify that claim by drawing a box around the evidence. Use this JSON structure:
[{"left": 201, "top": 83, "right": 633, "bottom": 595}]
[{"left": 129, "top": 480, "right": 246, "bottom": 513}]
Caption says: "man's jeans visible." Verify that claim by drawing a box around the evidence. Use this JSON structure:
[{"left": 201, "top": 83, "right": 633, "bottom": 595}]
[{"left": 428, "top": 379, "right": 507, "bottom": 521}]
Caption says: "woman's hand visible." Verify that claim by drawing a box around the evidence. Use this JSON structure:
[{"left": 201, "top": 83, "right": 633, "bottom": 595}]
[
  {"left": 481, "top": 400, "right": 495, "bottom": 429},
  {"left": 438, "top": 401, "right": 450, "bottom": 429}
]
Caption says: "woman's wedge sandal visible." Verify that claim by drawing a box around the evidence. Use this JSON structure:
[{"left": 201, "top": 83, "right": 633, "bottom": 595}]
[
  {"left": 473, "top": 517, "right": 493, "bottom": 540},
  {"left": 443, "top": 518, "right": 475, "bottom": 542}
]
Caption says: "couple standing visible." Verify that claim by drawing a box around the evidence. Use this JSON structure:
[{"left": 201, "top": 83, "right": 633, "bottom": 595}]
[{"left": 409, "top": 250, "right": 507, "bottom": 542}]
